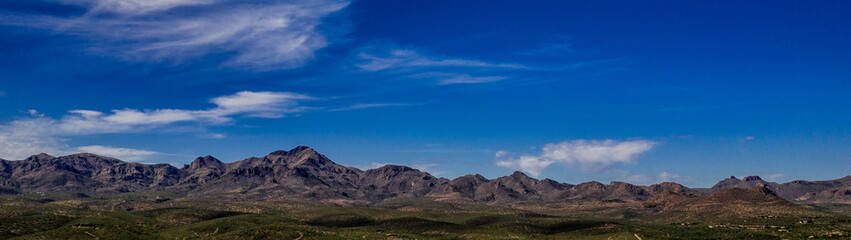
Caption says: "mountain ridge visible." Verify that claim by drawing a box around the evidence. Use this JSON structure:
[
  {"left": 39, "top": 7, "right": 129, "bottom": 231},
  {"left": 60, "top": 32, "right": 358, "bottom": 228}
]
[{"left": 1, "top": 146, "right": 849, "bottom": 205}]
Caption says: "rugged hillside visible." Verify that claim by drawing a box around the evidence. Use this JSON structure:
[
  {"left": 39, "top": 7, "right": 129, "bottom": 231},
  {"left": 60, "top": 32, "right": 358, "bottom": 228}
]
[
  {"left": 795, "top": 186, "right": 851, "bottom": 203},
  {"left": 177, "top": 147, "right": 365, "bottom": 200},
  {"left": 777, "top": 176, "right": 851, "bottom": 200},
  {"left": 658, "top": 187, "right": 828, "bottom": 220},
  {"left": 2, "top": 146, "right": 850, "bottom": 205},
  {"left": 709, "top": 175, "right": 777, "bottom": 193},
  {"left": 360, "top": 165, "right": 446, "bottom": 201},
  {"left": 709, "top": 175, "right": 851, "bottom": 203},
  {"left": 0, "top": 153, "right": 182, "bottom": 194}
]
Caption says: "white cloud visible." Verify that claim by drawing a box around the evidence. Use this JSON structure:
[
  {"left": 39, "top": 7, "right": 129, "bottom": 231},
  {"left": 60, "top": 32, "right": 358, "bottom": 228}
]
[
  {"left": 496, "top": 155, "right": 555, "bottom": 177},
  {"left": 409, "top": 72, "right": 508, "bottom": 85},
  {"left": 0, "top": 91, "right": 312, "bottom": 159},
  {"left": 28, "top": 109, "right": 43, "bottom": 117},
  {"left": 766, "top": 173, "right": 788, "bottom": 182},
  {"left": 212, "top": 91, "right": 308, "bottom": 110},
  {"left": 437, "top": 75, "right": 507, "bottom": 85},
  {"left": 540, "top": 139, "right": 656, "bottom": 168},
  {"left": 6, "top": 0, "right": 349, "bottom": 70},
  {"left": 68, "top": 110, "right": 103, "bottom": 118},
  {"left": 657, "top": 172, "right": 683, "bottom": 182},
  {"left": 70, "top": 0, "right": 217, "bottom": 14},
  {"left": 494, "top": 150, "right": 508, "bottom": 158},
  {"left": 76, "top": 145, "right": 161, "bottom": 162},
  {"left": 208, "top": 91, "right": 314, "bottom": 118},
  {"left": 357, "top": 49, "right": 525, "bottom": 72},
  {"left": 207, "top": 133, "right": 226, "bottom": 139},
  {"left": 411, "top": 163, "right": 444, "bottom": 176},
  {"left": 354, "top": 47, "right": 523, "bottom": 86},
  {"left": 620, "top": 172, "right": 654, "bottom": 185},
  {"left": 62, "top": 91, "right": 310, "bottom": 134},
  {"left": 495, "top": 139, "right": 657, "bottom": 176},
  {"left": 103, "top": 109, "right": 197, "bottom": 125},
  {"left": 0, "top": 118, "right": 67, "bottom": 160},
  {"left": 330, "top": 102, "right": 424, "bottom": 111}
]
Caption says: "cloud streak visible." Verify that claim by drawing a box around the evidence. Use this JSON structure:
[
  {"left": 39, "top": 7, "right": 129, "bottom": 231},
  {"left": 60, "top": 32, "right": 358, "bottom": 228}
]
[
  {"left": 355, "top": 47, "right": 522, "bottom": 86},
  {"left": 0, "top": 118, "right": 67, "bottom": 160},
  {"left": 5, "top": 0, "right": 349, "bottom": 70},
  {"left": 0, "top": 91, "right": 313, "bottom": 159},
  {"left": 330, "top": 102, "right": 427, "bottom": 111},
  {"left": 496, "top": 139, "right": 657, "bottom": 176},
  {"left": 55, "top": 91, "right": 312, "bottom": 135},
  {"left": 76, "top": 145, "right": 162, "bottom": 162},
  {"left": 356, "top": 49, "right": 525, "bottom": 72},
  {"left": 437, "top": 74, "right": 507, "bottom": 85}
]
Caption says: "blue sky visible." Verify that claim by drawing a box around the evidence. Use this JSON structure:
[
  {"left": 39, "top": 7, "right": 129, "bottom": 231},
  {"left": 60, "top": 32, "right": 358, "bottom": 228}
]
[{"left": 1, "top": 0, "right": 849, "bottom": 187}]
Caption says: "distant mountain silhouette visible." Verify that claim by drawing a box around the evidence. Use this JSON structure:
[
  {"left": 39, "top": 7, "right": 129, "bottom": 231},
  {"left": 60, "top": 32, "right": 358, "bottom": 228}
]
[{"left": 1, "top": 146, "right": 849, "bottom": 205}]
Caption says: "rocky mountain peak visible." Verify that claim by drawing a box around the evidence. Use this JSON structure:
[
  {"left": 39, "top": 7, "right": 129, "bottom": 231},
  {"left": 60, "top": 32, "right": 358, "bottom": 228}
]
[
  {"left": 575, "top": 181, "right": 606, "bottom": 190},
  {"left": 266, "top": 146, "right": 317, "bottom": 158},
  {"left": 189, "top": 155, "right": 224, "bottom": 170},
  {"left": 452, "top": 174, "right": 489, "bottom": 186},
  {"left": 374, "top": 164, "right": 415, "bottom": 172},
  {"left": 743, "top": 176, "right": 763, "bottom": 181},
  {"left": 26, "top": 153, "right": 56, "bottom": 161},
  {"left": 509, "top": 171, "right": 530, "bottom": 178},
  {"left": 288, "top": 146, "right": 316, "bottom": 154}
]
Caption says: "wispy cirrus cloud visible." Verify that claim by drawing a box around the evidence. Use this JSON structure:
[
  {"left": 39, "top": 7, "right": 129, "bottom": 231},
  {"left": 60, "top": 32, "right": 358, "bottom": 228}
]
[
  {"left": 766, "top": 173, "right": 789, "bottom": 182},
  {"left": 356, "top": 49, "right": 525, "bottom": 72},
  {"left": 0, "top": 117, "right": 67, "bottom": 160},
  {"left": 657, "top": 172, "right": 684, "bottom": 182},
  {"left": 0, "top": 90, "right": 429, "bottom": 160},
  {"left": 495, "top": 139, "right": 657, "bottom": 176},
  {"left": 354, "top": 45, "right": 621, "bottom": 86},
  {"left": 56, "top": 91, "right": 313, "bottom": 135},
  {"left": 0, "top": 91, "right": 313, "bottom": 159},
  {"left": 437, "top": 74, "right": 507, "bottom": 85},
  {"left": 3, "top": 0, "right": 349, "bottom": 70},
  {"left": 408, "top": 72, "right": 510, "bottom": 85},
  {"left": 76, "top": 145, "right": 163, "bottom": 162},
  {"left": 330, "top": 102, "right": 427, "bottom": 111},
  {"left": 354, "top": 46, "right": 522, "bottom": 85}
]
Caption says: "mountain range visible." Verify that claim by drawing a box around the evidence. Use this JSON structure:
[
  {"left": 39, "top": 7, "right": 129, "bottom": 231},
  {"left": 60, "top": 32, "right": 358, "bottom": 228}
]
[{"left": 1, "top": 146, "right": 849, "bottom": 205}]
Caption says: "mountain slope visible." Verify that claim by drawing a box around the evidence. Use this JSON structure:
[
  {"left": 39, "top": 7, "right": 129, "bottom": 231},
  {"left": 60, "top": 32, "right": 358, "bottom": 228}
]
[
  {"left": 1, "top": 146, "right": 850, "bottom": 206},
  {"left": 709, "top": 175, "right": 851, "bottom": 203},
  {"left": 659, "top": 187, "right": 828, "bottom": 220}
]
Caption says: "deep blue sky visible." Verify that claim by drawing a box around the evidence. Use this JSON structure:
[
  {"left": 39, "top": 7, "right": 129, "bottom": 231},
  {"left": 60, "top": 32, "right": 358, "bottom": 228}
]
[{"left": 1, "top": 0, "right": 849, "bottom": 187}]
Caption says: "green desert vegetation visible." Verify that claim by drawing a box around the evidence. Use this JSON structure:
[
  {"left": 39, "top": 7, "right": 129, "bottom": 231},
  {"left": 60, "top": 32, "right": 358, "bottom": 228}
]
[{"left": 2, "top": 192, "right": 851, "bottom": 240}]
